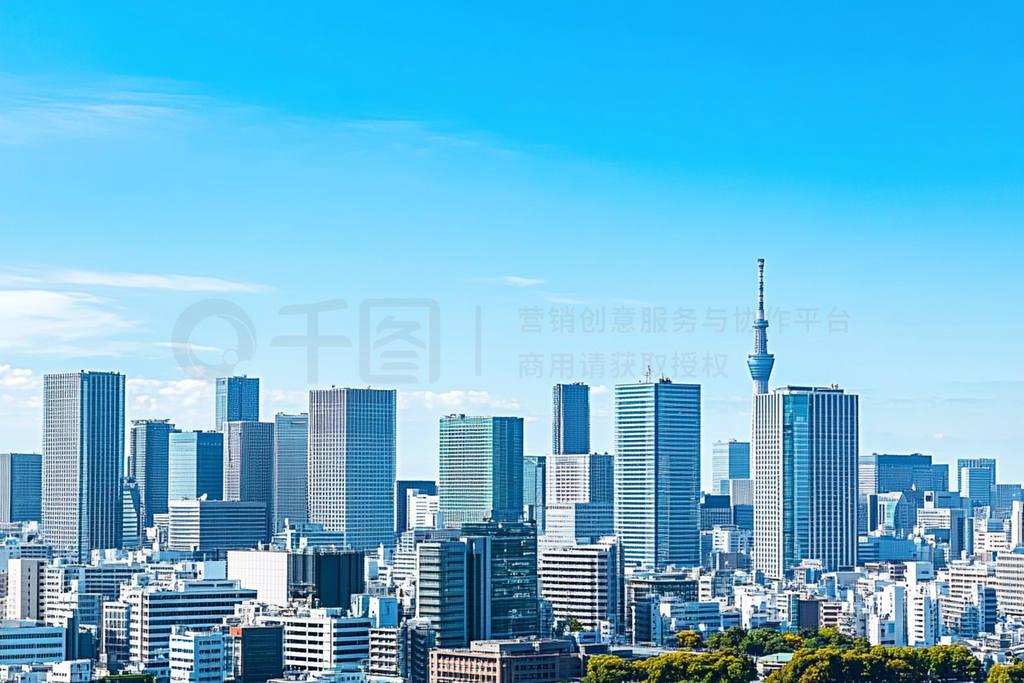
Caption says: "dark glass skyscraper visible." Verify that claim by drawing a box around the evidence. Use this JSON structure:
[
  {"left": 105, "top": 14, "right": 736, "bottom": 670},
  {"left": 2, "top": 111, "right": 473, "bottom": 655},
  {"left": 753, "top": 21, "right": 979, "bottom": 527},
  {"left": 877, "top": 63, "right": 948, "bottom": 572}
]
[
  {"left": 274, "top": 413, "right": 309, "bottom": 531},
  {"left": 0, "top": 453, "right": 42, "bottom": 523},
  {"left": 552, "top": 383, "right": 590, "bottom": 455},
  {"left": 522, "top": 456, "right": 546, "bottom": 532},
  {"left": 224, "top": 421, "right": 276, "bottom": 540},
  {"left": 130, "top": 419, "right": 179, "bottom": 528},
  {"left": 215, "top": 376, "right": 260, "bottom": 431},
  {"left": 169, "top": 431, "right": 224, "bottom": 501},
  {"left": 42, "top": 371, "right": 125, "bottom": 561}
]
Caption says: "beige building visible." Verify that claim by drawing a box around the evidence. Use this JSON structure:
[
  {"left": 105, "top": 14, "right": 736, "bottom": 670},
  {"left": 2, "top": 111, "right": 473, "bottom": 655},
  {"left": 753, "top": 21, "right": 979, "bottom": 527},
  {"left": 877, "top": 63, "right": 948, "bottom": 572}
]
[{"left": 430, "top": 640, "right": 582, "bottom": 683}]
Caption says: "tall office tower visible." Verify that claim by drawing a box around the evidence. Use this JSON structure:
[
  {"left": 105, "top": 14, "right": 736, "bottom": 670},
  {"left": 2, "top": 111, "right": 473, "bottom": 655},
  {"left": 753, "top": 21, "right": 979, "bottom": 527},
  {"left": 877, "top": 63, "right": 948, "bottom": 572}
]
[
  {"left": 415, "top": 541, "right": 470, "bottom": 648},
  {"left": 395, "top": 480, "right": 438, "bottom": 534},
  {"left": 122, "top": 478, "right": 141, "bottom": 548},
  {"left": 552, "top": 383, "right": 590, "bottom": 455},
  {"left": 932, "top": 464, "right": 950, "bottom": 492},
  {"left": 224, "top": 421, "right": 275, "bottom": 541},
  {"left": 130, "top": 420, "right": 179, "bottom": 529},
  {"left": 711, "top": 440, "right": 750, "bottom": 495},
  {"left": 215, "top": 376, "right": 260, "bottom": 431},
  {"left": 438, "top": 415, "right": 524, "bottom": 528},
  {"left": 752, "top": 385, "right": 859, "bottom": 578},
  {"left": 858, "top": 453, "right": 936, "bottom": 497},
  {"left": 523, "top": 456, "right": 546, "bottom": 532},
  {"left": 6, "top": 558, "right": 44, "bottom": 620},
  {"left": 960, "top": 467, "right": 993, "bottom": 510},
  {"left": 0, "top": 453, "right": 42, "bottom": 523},
  {"left": 274, "top": 413, "right": 309, "bottom": 532},
  {"left": 308, "top": 388, "right": 396, "bottom": 551},
  {"left": 746, "top": 259, "right": 775, "bottom": 395},
  {"left": 614, "top": 379, "right": 700, "bottom": 569},
  {"left": 169, "top": 431, "right": 225, "bottom": 501},
  {"left": 42, "top": 371, "right": 125, "bottom": 562},
  {"left": 958, "top": 458, "right": 997, "bottom": 493},
  {"left": 461, "top": 520, "right": 540, "bottom": 639},
  {"left": 544, "top": 453, "right": 614, "bottom": 548}
]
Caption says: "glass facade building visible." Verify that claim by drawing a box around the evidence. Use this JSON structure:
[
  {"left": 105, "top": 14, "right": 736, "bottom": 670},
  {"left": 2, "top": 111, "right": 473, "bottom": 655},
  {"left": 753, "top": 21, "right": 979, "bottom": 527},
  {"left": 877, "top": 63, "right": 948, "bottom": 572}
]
[
  {"left": 711, "top": 440, "right": 750, "bottom": 495},
  {"left": 274, "top": 413, "right": 309, "bottom": 532},
  {"left": 438, "top": 415, "right": 524, "bottom": 528},
  {"left": 130, "top": 419, "right": 179, "bottom": 528},
  {"left": 224, "top": 421, "right": 276, "bottom": 541},
  {"left": 169, "top": 431, "right": 224, "bottom": 501},
  {"left": 552, "top": 382, "right": 590, "bottom": 455},
  {"left": 308, "top": 388, "right": 396, "bottom": 551},
  {"left": 42, "top": 371, "right": 125, "bottom": 562},
  {"left": 752, "top": 385, "right": 859, "bottom": 578},
  {"left": 613, "top": 379, "right": 701, "bottom": 569},
  {"left": 522, "top": 456, "right": 546, "bottom": 532},
  {"left": 395, "top": 480, "right": 438, "bottom": 534},
  {"left": 461, "top": 520, "right": 540, "bottom": 639},
  {"left": 958, "top": 458, "right": 997, "bottom": 494},
  {"left": 858, "top": 453, "right": 937, "bottom": 497},
  {"left": 215, "top": 376, "right": 260, "bottom": 431},
  {"left": 0, "top": 453, "right": 42, "bottom": 524}
]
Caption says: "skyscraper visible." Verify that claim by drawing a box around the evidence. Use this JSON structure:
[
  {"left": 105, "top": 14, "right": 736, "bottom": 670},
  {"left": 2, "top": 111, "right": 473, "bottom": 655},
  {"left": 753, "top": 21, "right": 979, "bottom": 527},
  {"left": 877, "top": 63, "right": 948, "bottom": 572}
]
[
  {"left": 711, "top": 440, "right": 750, "bottom": 495},
  {"left": 42, "top": 371, "right": 125, "bottom": 562},
  {"left": 274, "top": 413, "right": 309, "bottom": 531},
  {"left": 215, "top": 376, "right": 260, "bottom": 431},
  {"left": 461, "top": 520, "right": 540, "bottom": 639},
  {"left": 522, "top": 456, "right": 546, "bottom": 532},
  {"left": 960, "top": 467, "right": 993, "bottom": 510},
  {"left": 543, "top": 453, "right": 614, "bottom": 549},
  {"left": 308, "top": 388, "right": 396, "bottom": 551},
  {"left": 746, "top": 259, "right": 775, "bottom": 395},
  {"left": 552, "top": 383, "right": 590, "bottom": 455},
  {"left": 224, "top": 421, "right": 276, "bottom": 540},
  {"left": 169, "top": 431, "right": 225, "bottom": 501},
  {"left": 613, "top": 379, "right": 700, "bottom": 569},
  {"left": 859, "top": 453, "right": 937, "bottom": 497},
  {"left": 958, "top": 458, "right": 997, "bottom": 493},
  {"left": 438, "top": 415, "right": 524, "bottom": 528},
  {"left": 130, "top": 419, "right": 179, "bottom": 529},
  {"left": 0, "top": 453, "right": 42, "bottom": 523},
  {"left": 752, "top": 385, "right": 859, "bottom": 577}
]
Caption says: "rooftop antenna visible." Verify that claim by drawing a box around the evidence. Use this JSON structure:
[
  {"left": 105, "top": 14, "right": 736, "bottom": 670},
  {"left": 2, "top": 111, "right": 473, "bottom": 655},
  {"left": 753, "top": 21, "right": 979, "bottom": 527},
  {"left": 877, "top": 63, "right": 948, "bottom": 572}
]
[{"left": 644, "top": 365, "right": 652, "bottom": 383}]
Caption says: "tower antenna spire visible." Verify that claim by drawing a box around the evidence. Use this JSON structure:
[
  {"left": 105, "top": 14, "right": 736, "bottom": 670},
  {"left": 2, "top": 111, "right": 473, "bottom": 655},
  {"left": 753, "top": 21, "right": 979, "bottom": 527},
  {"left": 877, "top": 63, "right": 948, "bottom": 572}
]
[{"left": 747, "top": 258, "right": 775, "bottom": 395}]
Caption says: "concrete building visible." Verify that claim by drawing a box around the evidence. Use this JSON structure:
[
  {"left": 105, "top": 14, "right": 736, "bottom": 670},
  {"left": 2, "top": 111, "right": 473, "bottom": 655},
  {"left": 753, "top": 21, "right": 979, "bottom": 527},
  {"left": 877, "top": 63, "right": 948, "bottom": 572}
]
[
  {"left": 169, "top": 629, "right": 225, "bottom": 683},
  {"left": 257, "top": 609, "right": 370, "bottom": 673},
  {"left": 227, "top": 550, "right": 365, "bottom": 609},
  {"left": 538, "top": 539, "right": 623, "bottom": 635},
  {"left": 5, "top": 559, "right": 44, "bottom": 620},
  {"left": 543, "top": 453, "right": 613, "bottom": 550},
  {"left": 429, "top": 640, "right": 582, "bottom": 683},
  {"left": 0, "top": 621, "right": 65, "bottom": 665},
  {"left": 396, "top": 481, "right": 438, "bottom": 535}
]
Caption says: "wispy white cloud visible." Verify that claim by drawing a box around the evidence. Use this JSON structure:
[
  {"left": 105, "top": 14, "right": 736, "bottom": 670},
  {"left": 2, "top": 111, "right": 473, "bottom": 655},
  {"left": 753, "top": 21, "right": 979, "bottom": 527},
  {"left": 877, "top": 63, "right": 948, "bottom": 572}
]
[
  {"left": 0, "top": 365, "right": 41, "bottom": 391},
  {"left": 0, "top": 289, "right": 136, "bottom": 355},
  {"left": 55, "top": 269, "right": 270, "bottom": 293},
  {"left": 502, "top": 276, "right": 544, "bottom": 287},
  {"left": 398, "top": 390, "right": 521, "bottom": 412},
  {"left": 127, "top": 378, "right": 212, "bottom": 427}
]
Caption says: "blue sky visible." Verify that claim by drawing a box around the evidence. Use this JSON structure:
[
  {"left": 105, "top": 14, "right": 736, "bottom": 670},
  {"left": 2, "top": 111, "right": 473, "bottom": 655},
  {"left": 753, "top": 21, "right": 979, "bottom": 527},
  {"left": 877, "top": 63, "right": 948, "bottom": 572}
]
[{"left": 0, "top": 2, "right": 1022, "bottom": 486}]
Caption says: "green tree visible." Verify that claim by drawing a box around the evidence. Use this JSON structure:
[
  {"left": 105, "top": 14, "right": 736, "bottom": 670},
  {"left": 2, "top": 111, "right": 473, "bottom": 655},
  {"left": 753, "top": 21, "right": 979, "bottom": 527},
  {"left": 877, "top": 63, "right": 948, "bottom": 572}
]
[
  {"left": 676, "top": 631, "right": 705, "bottom": 651},
  {"left": 708, "top": 627, "right": 748, "bottom": 652},
  {"left": 567, "top": 618, "right": 584, "bottom": 633},
  {"left": 741, "top": 628, "right": 796, "bottom": 657},
  {"left": 583, "top": 656, "right": 639, "bottom": 683},
  {"left": 990, "top": 662, "right": 1024, "bottom": 683}
]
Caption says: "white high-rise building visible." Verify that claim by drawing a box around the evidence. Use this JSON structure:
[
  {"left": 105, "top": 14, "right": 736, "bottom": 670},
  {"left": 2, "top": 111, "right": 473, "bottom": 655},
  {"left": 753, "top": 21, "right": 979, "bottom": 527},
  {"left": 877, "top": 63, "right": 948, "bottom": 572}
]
[
  {"left": 407, "top": 493, "right": 441, "bottom": 530},
  {"left": 256, "top": 609, "right": 371, "bottom": 673},
  {"left": 614, "top": 379, "right": 700, "bottom": 569},
  {"left": 752, "top": 385, "right": 858, "bottom": 578},
  {"left": 169, "top": 629, "right": 225, "bottom": 683},
  {"left": 538, "top": 538, "right": 623, "bottom": 635},
  {"left": 42, "top": 371, "right": 125, "bottom": 562},
  {"left": 543, "top": 453, "right": 613, "bottom": 550},
  {"left": 5, "top": 558, "right": 44, "bottom": 620},
  {"left": 308, "top": 388, "right": 396, "bottom": 551}
]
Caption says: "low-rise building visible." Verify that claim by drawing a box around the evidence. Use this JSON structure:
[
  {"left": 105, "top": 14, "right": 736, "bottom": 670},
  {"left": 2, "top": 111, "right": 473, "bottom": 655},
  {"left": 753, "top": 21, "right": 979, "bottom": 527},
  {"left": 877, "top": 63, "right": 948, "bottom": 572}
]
[{"left": 429, "top": 640, "right": 582, "bottom": 683}]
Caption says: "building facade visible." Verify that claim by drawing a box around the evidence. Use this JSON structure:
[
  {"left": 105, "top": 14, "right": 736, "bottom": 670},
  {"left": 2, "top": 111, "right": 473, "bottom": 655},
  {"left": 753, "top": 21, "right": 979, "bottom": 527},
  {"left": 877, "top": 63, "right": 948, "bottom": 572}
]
[
  {"left": 613, "top": 379, "right": 701, "bottom": 569},
  {"left": 214, "top": 376, "right": 259, "bottom": 431},
  {"left": 552, "top": 382, "right": 590, "bottom": 455},
  {"left": 439, "top": 415, "right": 524, "bottom": 527},
  {"left": 167, "top": 500, "right": 267, "bottom": 552},
  {"left": 711, "top": 440, "right": 750, "bottom": 495},
  {"left": 752, "top": 385, "right": 859, "bottom": 578},
  {"left": 538, "top": 538, "right": 624, "bottom": 634},
  {"left": 223, "top": 421, "right": 275, "bottom": 541},
  {"left": 169, "top": 431, "right": 224, "bottom": 502},
  {"left": 308, "top": 388, "right": 396, "bottom": 551},
  {"left": 130, "top": 420, "right": 179, "bottom": 530},
  {"left": 42, "top": 371, "right": 125, "bottom": 562},
  {"left": 273, "top": 413, "right": 308, "bottom": 531},
  {"left": 0, "top": 453, "right": 42, "bottom": 524}
]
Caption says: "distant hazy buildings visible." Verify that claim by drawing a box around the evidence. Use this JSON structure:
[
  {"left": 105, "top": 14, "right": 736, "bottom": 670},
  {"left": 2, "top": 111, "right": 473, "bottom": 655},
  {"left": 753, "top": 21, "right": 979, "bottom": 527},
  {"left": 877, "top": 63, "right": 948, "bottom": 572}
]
[
  {"left": 439, "top": 415, "right": 524, "bottom": 528},
  {"left": 308, "top": 388, "right": 396, "bottom": 551},
  {"left": 753, "top": 385, "right": 859, "bottom": 577},
  {"left": 0, "top": 453, "right": 42, "bottom": 524},
  {"left": 169, "top": 431, "right": 225, "bottom": 502},
  {"left": 614, "top": 379, "right": 700, "bottom": 569},
  {"left": 274, "top": 413, "right": 309, "bottom": 531},
  {"left": 552, "top": 383, "right": 590, "bottom": 455},
  {"left": 224, "top": 421, "right": 276, "bottom": 540},
  {"left": 42, "top": 371, "right": 125, "bottom": 562},
  {"left": 711, "top": 440, "right": 750, "bottom": 495},
  {"left": 215, "top": 376, "right": 260, "bottom": 431},
  {"left": 130, "top": 419, "right": 179, "bottom": 529}
]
